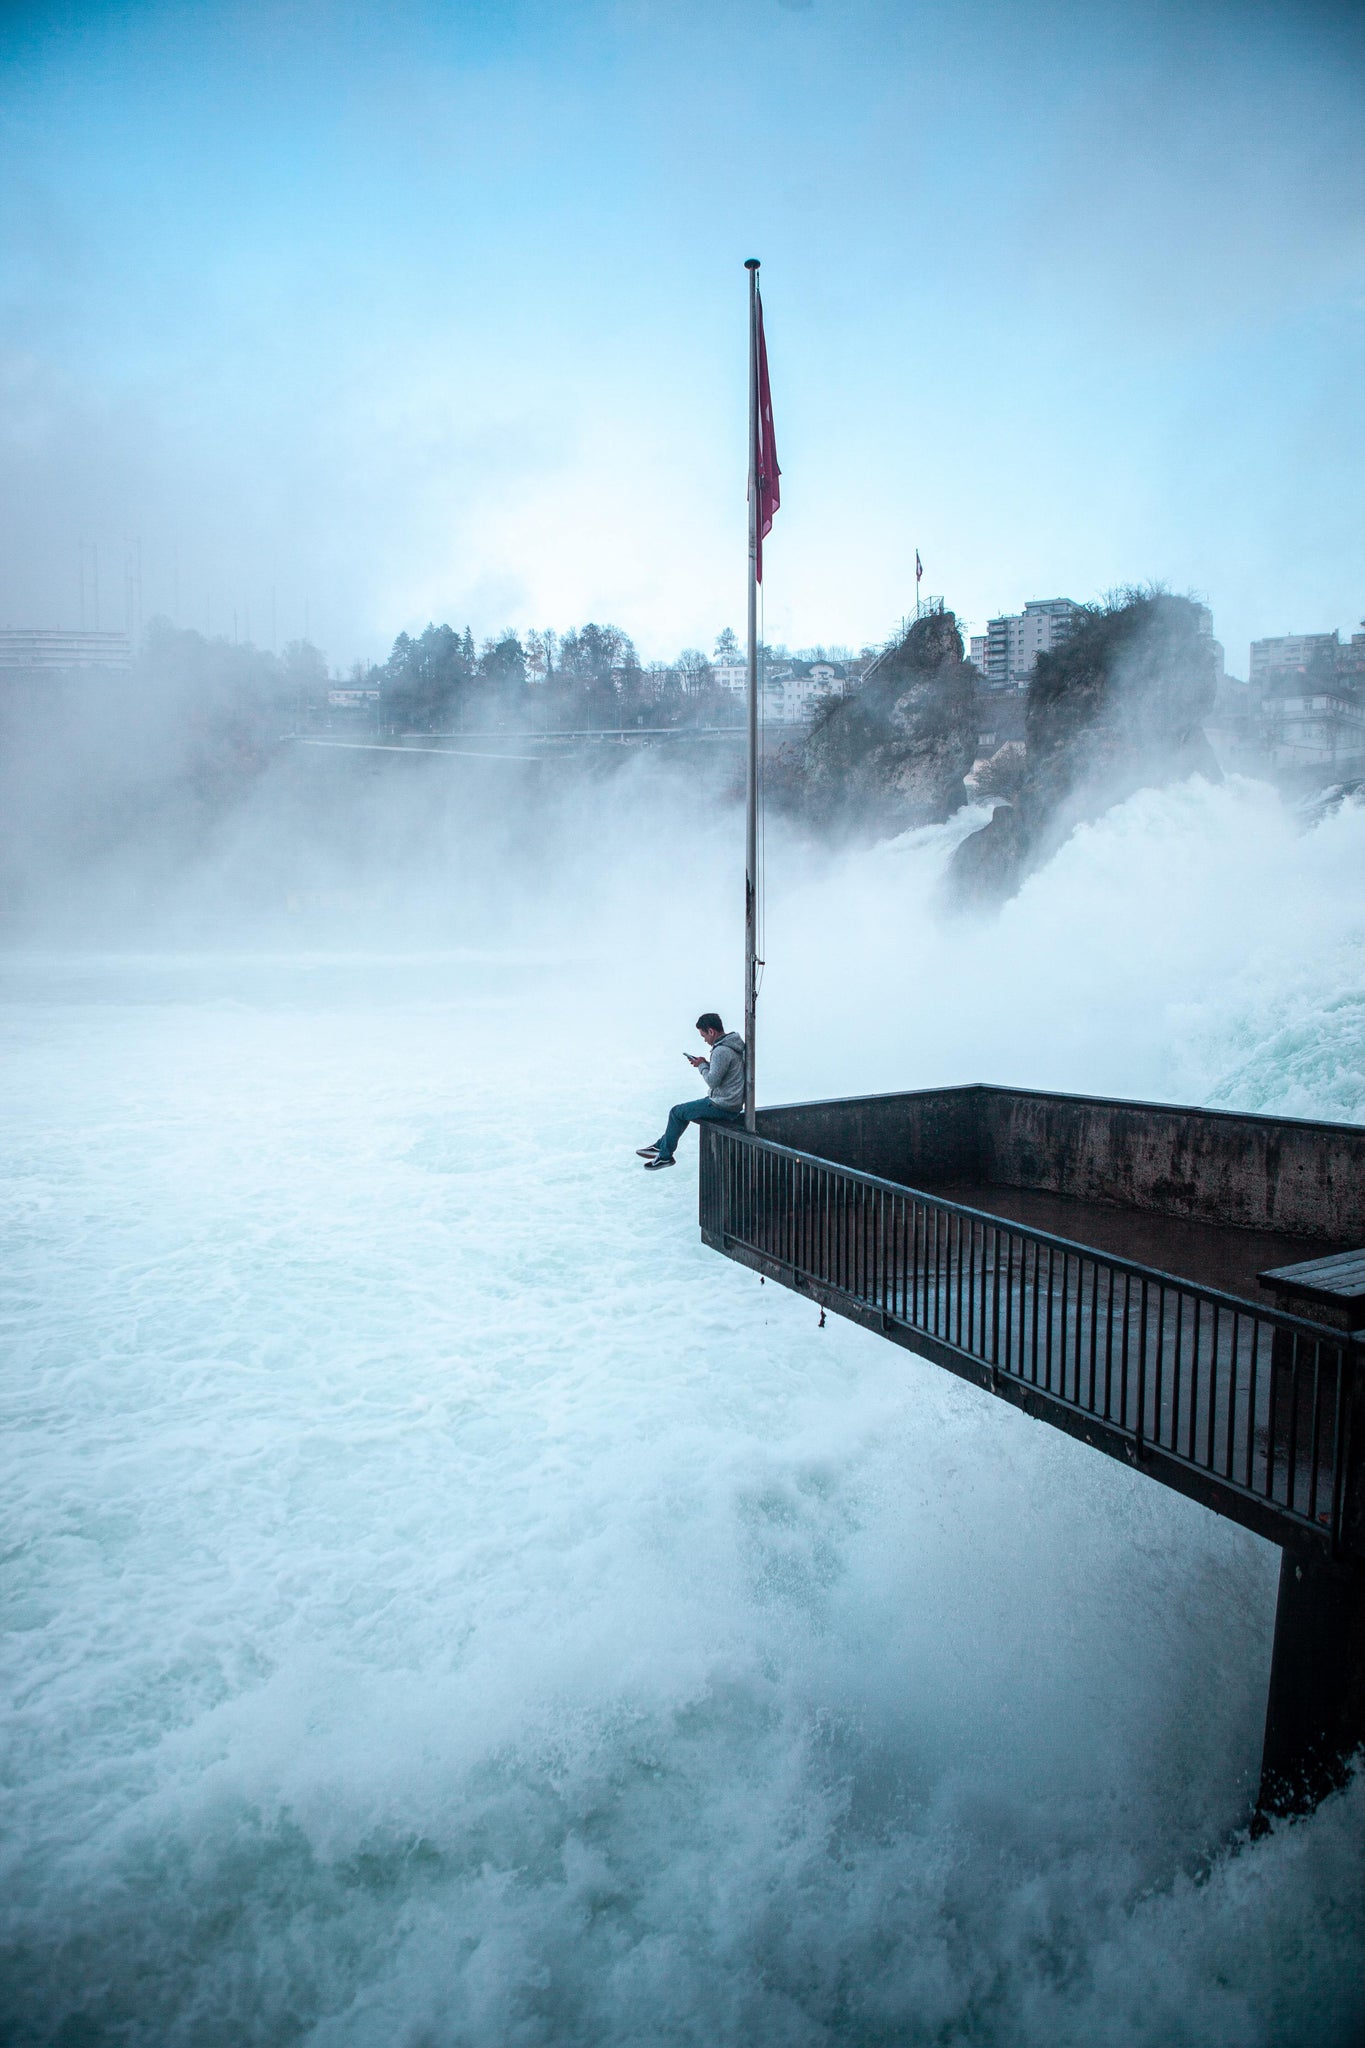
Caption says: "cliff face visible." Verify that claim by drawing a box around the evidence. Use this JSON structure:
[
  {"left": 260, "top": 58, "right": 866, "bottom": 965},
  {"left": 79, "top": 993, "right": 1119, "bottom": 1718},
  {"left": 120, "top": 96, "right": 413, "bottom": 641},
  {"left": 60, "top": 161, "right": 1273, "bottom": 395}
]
[
  {"left": 950, "top": 592, "right": 1221, "bottom": 904},
  {"left": 776, "top": 610, "right": 979, "bottom": 836}
]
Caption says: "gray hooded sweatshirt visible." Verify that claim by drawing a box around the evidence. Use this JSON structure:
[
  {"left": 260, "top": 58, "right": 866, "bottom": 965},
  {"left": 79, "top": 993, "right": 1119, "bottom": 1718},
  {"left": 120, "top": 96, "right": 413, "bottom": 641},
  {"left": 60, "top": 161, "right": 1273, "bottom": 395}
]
[{"left": 697, "top": 1031, "right": 746, "bottom": 1112}]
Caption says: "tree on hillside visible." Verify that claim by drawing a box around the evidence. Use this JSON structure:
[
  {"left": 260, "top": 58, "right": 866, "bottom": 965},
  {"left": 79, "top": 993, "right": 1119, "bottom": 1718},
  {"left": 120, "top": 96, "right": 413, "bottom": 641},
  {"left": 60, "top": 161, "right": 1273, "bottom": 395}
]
[
  {"left": 382, "top": 624, "right": 476, "bottom": 731},
  {"left": 772, "top": 608, "right": 978, "bottom": 835},
  {"left": 470, "top": 633, "right": 527, "bottom": 727},
  {"left": 557, "top": 623, "right": 639, "bottom": 726},
  {"left": 677, "top": 648, "right": 713, "bottom": 696},
  {"left": 951, "top": 589, "right": 1222, "bottom": 904},
  {"left": 478, "top": 633, "right": 526, "bottom": 690},
  {"left": 713, "top": 627, "right": 741, "bottom": 663},
  {"left": 524, "top": 629, "right": 557, "bottom": 682}
]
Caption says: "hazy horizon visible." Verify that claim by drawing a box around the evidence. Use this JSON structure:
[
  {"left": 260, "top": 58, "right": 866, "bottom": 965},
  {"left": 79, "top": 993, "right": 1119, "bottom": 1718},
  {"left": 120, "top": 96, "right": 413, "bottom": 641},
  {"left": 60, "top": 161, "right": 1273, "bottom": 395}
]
[{"left": 3, "top": 0, "right": 1363, "bottom": 673}]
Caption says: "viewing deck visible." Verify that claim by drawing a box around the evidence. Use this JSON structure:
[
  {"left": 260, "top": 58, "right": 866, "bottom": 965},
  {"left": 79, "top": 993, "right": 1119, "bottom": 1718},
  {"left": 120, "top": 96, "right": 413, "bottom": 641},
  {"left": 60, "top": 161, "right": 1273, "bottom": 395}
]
[{"left": 699, "top": 1085, "right": 1365, "bottom": 1816}]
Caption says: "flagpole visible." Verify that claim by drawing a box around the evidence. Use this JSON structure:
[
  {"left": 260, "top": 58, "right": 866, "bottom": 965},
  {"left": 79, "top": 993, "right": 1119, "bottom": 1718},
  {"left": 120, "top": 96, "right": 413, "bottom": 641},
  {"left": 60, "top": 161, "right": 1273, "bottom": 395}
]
[{"left": 744, "top": 258, "right": 760, "bottom": 1135}]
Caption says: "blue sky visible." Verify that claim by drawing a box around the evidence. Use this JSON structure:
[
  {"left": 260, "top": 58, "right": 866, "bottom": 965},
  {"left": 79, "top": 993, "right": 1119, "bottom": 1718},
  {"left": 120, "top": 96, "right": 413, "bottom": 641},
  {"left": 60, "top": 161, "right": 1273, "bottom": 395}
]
[{"left": 2, "top": 0, "right": 1362, "bottom": 670}]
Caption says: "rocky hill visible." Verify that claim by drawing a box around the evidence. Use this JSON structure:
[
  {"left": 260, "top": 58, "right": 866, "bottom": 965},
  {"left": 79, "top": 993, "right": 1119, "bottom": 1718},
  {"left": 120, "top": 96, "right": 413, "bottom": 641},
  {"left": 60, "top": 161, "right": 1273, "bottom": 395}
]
[
  {"left": 769, "top": 609, "right": 979, "bottom": 836},
  {"left": 949, "top": 591, "right": 1221, "bottom": 904}
]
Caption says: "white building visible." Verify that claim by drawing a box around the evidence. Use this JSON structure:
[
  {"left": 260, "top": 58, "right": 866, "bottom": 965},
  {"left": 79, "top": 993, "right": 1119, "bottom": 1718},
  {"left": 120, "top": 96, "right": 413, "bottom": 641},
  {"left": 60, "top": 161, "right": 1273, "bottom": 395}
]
[
  {"left": 1262, "top": 688, "right": 1365, "bottom": 764},
  {"left": 0, "top": 628, "right": 131, "bottom": 672},
  {"left": 712, "top": 658, "right": 848, "bottom": 723},
  {"left": 761, "top": 664, "right": 847, "bottom": 724}
]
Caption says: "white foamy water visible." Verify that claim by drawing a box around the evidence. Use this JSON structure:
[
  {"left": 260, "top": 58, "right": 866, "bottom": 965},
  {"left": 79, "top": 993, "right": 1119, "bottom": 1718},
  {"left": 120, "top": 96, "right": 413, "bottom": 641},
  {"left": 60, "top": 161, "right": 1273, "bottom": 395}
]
[{"left": 3, "top": 776, "right": 1364, "bottom": 2045}]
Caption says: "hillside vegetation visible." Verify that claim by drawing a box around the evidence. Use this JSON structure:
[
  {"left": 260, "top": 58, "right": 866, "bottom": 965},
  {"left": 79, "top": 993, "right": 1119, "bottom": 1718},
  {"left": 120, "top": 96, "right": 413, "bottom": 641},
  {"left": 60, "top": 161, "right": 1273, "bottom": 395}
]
[
  {"left": 951, "top": 591, "right": 1221, "bottom": 903},
  {"left": 769, "top": 609, "right": 980, "bottom": 837}
]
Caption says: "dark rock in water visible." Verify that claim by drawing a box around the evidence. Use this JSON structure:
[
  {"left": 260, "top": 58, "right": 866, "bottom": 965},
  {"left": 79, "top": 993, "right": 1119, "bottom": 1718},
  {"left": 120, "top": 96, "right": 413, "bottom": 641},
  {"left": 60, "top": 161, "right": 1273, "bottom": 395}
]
[
  {"left": 773, "top": 609, "right": 979, "bottom": 837},
  {"left": 1295, "top": 779, "right": 1365, "bottom": 826},
  {"left": 949, "top": 796, "right": 1027, "bottom": 900},
  {"left": 949, "top": 592, "right": 1222, "bottom": 906}
]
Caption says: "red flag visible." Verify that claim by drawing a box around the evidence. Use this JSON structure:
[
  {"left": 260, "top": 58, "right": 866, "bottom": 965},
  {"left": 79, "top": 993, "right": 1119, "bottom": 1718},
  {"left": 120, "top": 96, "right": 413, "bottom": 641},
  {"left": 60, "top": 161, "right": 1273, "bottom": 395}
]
[{"left": 753, "top": 290, "right": 780, "bottom": 584}]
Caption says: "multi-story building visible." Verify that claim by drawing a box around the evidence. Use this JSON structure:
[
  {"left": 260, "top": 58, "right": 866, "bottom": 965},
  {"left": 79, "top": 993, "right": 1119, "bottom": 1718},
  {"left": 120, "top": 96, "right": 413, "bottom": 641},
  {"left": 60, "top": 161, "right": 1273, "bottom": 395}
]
[
  {"left": 983, "top": 599, "right": 1080, "bottom": 691},
  {"left": 1249, "top": 631, "right": 1342, "bottom": 687},
  {"left": 758, "top": 666, "right": 840, "bottom": 725},
  {"left": 1340, "top": 625, "right": 1365, "bottom": 685},
  {"left": 0, "top": 628, "right": 131, "bottom": 672},
  {"left": 761, "top": 667, "right": 801, "bottom": 722},
  {"left": 1261, "top": 687, "right": 1365, "bottom": 764},
  {"left": 718, "top": 657, "right": 846, "bottom": 713},
  {"left": 1250, "top": 625, "right": 1365, "bottom": 692},
  {"left": 980, "top": 599, "right": 1225, "bottom": 694},
  {"left": 1247, "top": 624, "right": 1365, "bottom": 763}
]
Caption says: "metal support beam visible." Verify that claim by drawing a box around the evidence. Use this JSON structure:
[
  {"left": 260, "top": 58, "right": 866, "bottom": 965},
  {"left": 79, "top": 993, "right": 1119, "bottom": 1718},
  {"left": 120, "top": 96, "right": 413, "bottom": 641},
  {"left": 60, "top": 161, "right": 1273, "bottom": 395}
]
[{"left": 1259, "top": 1548, "right": 1365, "bottom": 1819}]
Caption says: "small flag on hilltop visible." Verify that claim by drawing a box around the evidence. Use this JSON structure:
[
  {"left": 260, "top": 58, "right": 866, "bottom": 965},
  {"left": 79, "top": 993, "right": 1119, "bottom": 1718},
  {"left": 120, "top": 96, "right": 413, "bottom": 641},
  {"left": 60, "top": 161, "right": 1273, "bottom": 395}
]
[
  {"left": 916, "top": 549, "right": 923, "bottom": 584},
  {"left": 753, "top": 286, "right": 780, "bottom": 584}
]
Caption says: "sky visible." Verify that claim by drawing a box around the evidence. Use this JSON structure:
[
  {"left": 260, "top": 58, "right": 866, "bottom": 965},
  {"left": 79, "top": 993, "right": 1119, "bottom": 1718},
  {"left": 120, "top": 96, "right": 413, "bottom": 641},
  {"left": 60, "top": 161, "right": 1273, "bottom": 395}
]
[{"left": 1, "top": 0, "right": 1362, "bottom": 673}]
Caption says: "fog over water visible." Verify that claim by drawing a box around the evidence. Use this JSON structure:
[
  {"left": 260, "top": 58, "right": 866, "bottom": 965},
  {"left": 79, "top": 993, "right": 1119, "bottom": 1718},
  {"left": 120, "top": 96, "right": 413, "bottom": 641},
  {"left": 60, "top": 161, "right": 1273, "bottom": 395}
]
[{"left": 3, "top": 755, "right": 1365, "bottom": 2045}]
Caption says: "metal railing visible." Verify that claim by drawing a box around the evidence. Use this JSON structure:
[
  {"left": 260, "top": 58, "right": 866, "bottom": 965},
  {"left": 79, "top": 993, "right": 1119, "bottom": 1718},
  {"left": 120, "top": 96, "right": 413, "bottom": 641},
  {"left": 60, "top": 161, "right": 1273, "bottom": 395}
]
[{"left": 700, "top": 1126, "right": 1362, "bottom": 1556}]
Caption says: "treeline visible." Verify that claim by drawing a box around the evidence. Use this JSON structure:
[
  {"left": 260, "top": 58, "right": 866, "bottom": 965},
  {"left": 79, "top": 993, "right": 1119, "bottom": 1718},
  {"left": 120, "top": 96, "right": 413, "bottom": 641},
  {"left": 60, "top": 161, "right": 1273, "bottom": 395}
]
[
  {"left": 109, "top": 615, "right": 864, "bottom": 744},
  {"left": 370, "top": 623, "right": 748, "bottom": 733}
]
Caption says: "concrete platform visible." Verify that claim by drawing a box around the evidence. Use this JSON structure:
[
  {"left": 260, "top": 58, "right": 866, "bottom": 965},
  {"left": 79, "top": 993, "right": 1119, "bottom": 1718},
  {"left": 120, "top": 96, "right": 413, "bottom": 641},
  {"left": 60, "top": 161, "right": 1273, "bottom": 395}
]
[{"left": 918, "top": 1178, "right": 1337, "bottom": 1304}]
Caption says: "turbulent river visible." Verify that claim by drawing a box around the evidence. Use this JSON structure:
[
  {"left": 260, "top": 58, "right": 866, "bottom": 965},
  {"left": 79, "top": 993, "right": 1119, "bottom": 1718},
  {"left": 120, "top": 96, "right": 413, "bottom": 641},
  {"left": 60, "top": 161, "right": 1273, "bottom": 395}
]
[{"left": 3, "top": 768, "right": 1364, "bottom": 2045}]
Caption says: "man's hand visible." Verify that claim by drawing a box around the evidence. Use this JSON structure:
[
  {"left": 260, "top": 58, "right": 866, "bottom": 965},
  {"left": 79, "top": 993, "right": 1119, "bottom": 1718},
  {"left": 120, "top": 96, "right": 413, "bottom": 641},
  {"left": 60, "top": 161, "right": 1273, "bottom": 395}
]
[{"left": 686, "top": 1053, "right": 705, "bottom": 1067}]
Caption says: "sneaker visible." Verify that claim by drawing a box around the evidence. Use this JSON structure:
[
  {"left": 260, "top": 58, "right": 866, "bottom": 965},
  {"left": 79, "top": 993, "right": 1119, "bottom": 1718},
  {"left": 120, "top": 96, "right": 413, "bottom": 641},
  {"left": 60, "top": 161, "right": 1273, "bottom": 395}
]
[
  {"left": 643, "top": 1154, "right": 675, "bottom": 1170},
  {"left": 635, "top": 1145, "right": 660, "bottom": 1158}
]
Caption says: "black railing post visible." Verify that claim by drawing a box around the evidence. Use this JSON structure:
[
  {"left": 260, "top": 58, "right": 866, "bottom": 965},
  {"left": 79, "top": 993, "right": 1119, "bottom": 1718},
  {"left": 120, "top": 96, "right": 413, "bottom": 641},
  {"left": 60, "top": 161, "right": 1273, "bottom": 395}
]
[
  {"left": 1259, "top": 1320, "right": 1364, "bottom": 1831},
  {"left": 699, "top": 1130, "right": 1358, "bottom": 1546}
]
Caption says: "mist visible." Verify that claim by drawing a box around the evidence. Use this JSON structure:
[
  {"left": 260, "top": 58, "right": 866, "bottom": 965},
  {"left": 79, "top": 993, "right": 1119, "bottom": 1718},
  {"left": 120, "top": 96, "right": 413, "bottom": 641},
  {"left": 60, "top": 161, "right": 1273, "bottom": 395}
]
[
  {"left": 4, "top": 0, "right": 1363, "bottom": 662},
  {"left": 4, "top": 0, "right": 1365, "bottom": 2037},
  {"left": 3, "top": 635, "right": 1365, "bottom": 2039}
]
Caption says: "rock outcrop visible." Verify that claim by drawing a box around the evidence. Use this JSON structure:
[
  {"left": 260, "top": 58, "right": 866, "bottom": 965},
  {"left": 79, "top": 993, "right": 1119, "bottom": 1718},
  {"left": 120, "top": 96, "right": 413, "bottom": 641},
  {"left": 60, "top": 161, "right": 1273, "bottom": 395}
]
[
  {"left": 949, "top": 592, "right": 1222, "bottom": 905},
  {"left": 771, "top": 609, "right": 979, "bottom": 837}
]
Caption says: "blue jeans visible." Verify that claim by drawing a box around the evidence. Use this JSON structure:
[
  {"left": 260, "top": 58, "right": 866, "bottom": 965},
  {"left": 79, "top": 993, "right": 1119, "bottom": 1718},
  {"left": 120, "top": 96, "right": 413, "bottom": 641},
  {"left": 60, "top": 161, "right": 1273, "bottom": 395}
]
[{"left": 655, "top": 1096, "right": 742, "bottom": 1160}]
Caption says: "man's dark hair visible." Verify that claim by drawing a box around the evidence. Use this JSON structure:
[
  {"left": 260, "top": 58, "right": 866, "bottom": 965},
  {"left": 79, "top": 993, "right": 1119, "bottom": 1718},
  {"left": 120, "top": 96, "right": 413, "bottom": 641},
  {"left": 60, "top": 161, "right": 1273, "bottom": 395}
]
[{"left": 696, "top": 1012, "right": 724, "bottom": 1034}]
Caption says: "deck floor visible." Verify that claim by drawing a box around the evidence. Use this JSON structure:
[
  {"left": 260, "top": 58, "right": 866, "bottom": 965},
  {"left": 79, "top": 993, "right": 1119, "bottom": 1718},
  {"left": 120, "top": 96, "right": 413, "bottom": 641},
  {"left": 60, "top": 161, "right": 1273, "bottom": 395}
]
[{"left": 918, "top": 1180, "right": 1337, "bottom": 1304}]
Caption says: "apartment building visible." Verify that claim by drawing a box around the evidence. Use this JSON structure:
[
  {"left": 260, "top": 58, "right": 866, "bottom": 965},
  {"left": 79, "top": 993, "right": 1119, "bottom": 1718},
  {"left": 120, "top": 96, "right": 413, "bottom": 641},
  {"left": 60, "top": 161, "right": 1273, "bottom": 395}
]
[
  {"left": 1263, "top": 689, "right": 1365, "bottom": 763},
  {"left": 1247, "top": 622, "right": 1365, "bottom": 766},
  {"left": 759, "top": 665, "right": 847, "bottom": 724},
  {"left": 982, "top": 599, "right": 1080, "bottom": 690},
  {"left": 1249, "top": 631, "right": 1342, "bottom": 687}
]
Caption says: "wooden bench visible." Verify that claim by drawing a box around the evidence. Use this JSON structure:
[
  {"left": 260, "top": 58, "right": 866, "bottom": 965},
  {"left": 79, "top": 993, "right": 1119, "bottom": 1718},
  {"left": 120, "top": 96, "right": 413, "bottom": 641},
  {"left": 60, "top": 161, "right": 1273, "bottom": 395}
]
[{"left": 1260, "top": 1247, "right": 1365, "bottom": 1333}]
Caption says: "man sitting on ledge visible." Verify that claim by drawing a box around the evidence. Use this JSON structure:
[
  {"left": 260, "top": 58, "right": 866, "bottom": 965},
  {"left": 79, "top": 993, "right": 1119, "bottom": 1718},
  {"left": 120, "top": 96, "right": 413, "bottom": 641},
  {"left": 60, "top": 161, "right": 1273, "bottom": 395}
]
[{"left": 639, "top": 1013, "right": 745, "bottom": 1170}]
